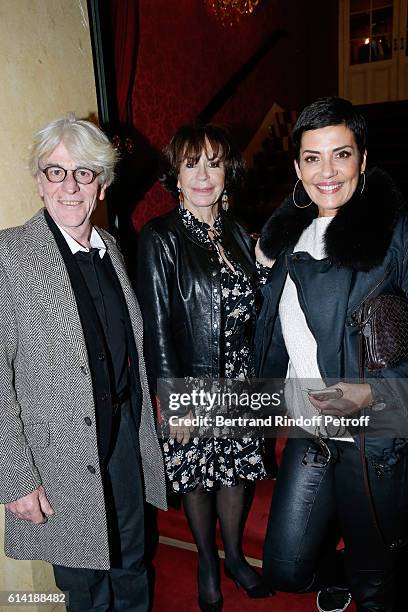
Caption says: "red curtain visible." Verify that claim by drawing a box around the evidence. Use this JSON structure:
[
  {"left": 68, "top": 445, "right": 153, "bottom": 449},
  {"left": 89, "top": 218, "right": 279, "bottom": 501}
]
[
  {"left": 106, "top": 0, "right": 309, "bottom": 233},
  {"left": 108, "top": 0, "right": 139, "bottom": 124}
]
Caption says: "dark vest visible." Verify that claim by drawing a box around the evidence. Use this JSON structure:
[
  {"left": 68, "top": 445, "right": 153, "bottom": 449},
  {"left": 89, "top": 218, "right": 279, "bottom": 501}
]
[
  {"left": 75, "top": 247, "right": 129, "bottom": 395},
  {"left": 44, "top": 210, "right": 142, "bottom": 462}
]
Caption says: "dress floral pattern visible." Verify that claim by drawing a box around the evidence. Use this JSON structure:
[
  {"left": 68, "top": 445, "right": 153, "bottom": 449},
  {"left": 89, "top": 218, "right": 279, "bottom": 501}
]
[{"left": 163, "top": 207, "right": 267, "bottom": 493}]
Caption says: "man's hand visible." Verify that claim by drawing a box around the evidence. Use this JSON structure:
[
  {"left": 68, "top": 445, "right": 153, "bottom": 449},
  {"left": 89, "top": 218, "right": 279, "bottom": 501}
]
[
  {"left": 5, "top": 485, "right": 54, "bottom": 524},
  {"left": 308, "top": 382, "right": 373, "bottom": 416},
  {"left": 169, "top": 410, "right": 194, "bottom": 445}
]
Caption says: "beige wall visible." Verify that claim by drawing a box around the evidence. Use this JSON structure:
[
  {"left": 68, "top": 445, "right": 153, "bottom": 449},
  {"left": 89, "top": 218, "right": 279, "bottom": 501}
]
[
  {"left": 0, "top": 0, "right": 98, "bottom": 229},
  {"left": 0, "top": 1, "right": 98, "bottom": 608}
]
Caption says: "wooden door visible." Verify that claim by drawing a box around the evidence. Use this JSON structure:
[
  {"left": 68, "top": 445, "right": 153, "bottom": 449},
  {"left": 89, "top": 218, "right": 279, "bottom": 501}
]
[{"left": 339, "top": 0, "right": 402, "bottom": 103}]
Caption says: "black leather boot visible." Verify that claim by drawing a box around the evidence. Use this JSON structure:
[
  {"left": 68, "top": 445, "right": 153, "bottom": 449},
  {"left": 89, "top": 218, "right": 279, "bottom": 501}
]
[{"left": 349, "top": 569, "right": 393, "bottom": 612}]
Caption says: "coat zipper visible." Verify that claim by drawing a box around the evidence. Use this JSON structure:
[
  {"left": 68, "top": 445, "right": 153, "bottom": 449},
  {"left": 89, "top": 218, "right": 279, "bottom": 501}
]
[{"left": 352, "top": 271, "right": 389, "bottom": 325}]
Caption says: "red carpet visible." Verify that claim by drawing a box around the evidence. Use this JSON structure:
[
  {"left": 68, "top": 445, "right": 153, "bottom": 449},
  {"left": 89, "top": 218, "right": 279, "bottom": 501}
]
[
  {"left": 153, "top": 544, "right": 357, "bottom": 611},
  {"left": 154, "top": 436, "right": 357, "bottom": 610}
]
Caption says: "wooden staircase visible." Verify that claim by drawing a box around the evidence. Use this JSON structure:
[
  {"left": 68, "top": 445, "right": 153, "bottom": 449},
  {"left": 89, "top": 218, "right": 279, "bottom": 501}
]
[{"left": 235, "top": 106, "right": 298, "bottom": 232}]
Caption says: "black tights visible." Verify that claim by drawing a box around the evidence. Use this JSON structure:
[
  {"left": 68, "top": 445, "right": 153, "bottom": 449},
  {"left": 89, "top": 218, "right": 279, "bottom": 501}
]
[{"left": 182, "top": 481, "right": 260, "bottom": 602}]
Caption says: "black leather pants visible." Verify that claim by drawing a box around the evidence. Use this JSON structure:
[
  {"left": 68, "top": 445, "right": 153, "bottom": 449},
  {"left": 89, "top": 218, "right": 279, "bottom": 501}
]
[{"left": 262, "top": 437, "right": 408, "bottom": 611}]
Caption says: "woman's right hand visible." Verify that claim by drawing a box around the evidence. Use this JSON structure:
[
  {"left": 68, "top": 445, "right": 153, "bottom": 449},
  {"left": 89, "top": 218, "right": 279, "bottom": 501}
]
[
  {"left": 255, "top": 238, "right": 275, "bottom": 268},
  {"left": 169, "top": 410, "right": 194, "bottom": 445}
]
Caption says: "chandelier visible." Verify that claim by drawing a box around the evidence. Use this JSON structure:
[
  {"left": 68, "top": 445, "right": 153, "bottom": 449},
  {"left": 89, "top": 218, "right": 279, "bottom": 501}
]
[{"left": 208, "top": 0, "right": 261, "bottom": 27}]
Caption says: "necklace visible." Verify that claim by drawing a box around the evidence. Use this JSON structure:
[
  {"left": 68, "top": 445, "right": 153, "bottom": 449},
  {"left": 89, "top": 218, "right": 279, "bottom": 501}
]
[{"left": 207, "top": 226, "right": 236, "bottom": 273}]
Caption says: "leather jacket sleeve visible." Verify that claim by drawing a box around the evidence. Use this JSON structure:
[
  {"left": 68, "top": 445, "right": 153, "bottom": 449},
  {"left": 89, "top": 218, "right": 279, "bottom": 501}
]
[{"left": 137, "top": 223, "right": 182, "bottom": 389}]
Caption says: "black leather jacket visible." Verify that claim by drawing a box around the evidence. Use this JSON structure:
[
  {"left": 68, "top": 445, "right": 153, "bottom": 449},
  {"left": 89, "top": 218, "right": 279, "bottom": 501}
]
[{"left": 137, "top": 208, "right": 256, "bottom": 387}]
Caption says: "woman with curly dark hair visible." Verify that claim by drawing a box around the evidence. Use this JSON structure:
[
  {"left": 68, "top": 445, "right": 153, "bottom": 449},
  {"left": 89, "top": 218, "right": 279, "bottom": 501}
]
[{"left": 137, "top": 124, "right": 272, "bottom": 611}]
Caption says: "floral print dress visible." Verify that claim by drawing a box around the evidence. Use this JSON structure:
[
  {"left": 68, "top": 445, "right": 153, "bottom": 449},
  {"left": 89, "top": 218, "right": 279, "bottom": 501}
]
[{"left": 162, "top": 207, "right": 267, "bottom": 493}]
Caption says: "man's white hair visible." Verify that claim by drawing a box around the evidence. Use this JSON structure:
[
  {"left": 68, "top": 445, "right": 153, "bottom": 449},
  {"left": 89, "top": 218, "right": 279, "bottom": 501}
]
[{"left": 29, "top": 113, "right": 119, "bottom": 186}]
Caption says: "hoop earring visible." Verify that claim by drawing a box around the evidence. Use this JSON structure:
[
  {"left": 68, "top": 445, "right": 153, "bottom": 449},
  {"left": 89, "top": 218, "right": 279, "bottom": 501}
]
[
  {"left": 292, "top": 179, "right": 312, "bottom": 209},
  {"left": 221, "top": 191, "right": 229, "bottom": 211},
  {"left": 178, "top": 187, "right": 184, "bottom": 209},
  {"left": 360, "top": 171, "right": 366, "bottom": 195}
]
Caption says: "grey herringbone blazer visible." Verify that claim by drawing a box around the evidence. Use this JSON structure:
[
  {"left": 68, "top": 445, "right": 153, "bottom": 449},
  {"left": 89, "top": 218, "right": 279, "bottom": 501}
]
[{"left": 0, "top": 209, "right": 166, "bottom": 569}]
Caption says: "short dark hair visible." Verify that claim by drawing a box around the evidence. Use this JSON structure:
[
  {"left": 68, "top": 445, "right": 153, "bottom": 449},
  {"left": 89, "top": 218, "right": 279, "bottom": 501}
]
[
  {"left": 291, "top": 97, "right": 367, "bottom": 161},
  {"left": 159, "top": 123, "right": 245, "bottom": 197}
]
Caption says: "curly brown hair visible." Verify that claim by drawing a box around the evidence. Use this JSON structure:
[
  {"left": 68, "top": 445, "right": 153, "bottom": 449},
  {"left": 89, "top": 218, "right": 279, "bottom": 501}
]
[{"left": 159, "top": 123, "right": 245, "bottom": 198}]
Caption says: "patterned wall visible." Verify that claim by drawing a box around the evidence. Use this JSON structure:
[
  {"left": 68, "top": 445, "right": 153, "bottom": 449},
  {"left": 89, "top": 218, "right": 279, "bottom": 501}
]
[{"left": 119, "top": 0, "right": 312, "bottom": 231}]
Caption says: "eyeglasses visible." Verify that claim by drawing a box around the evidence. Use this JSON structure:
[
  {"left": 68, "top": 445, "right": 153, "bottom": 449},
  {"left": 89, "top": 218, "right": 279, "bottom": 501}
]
[{"left": 39, "top": 165, "right": 101, "bottom": 185}]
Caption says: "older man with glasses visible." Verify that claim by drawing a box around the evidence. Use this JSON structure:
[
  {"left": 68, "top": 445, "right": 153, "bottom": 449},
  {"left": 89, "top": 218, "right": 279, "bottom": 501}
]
[{"left": 0, "top": 115, "right": 166, "bottom": 611}]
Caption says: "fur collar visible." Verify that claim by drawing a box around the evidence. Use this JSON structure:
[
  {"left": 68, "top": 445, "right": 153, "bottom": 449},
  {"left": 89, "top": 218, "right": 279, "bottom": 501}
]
[{"left": 260, "top": 167, "right": 407, "bottom": 271}]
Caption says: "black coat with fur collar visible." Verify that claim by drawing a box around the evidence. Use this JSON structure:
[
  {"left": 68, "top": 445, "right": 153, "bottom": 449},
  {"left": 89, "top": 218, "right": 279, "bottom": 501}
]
[
  {"left": 259, "top": 167, "right": 407, "bottom": 271},
  {"left": 255, "top": 168, "right": 408, "bottom": 464}
]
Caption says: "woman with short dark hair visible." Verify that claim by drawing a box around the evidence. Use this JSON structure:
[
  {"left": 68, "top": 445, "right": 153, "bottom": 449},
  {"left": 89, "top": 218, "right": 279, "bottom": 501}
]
[
  {"left": 256, "top": 97, "right": 408, "bottom": 612},
  {"left": 138, "top": 124, "right": 271, "bottom": 611}
]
